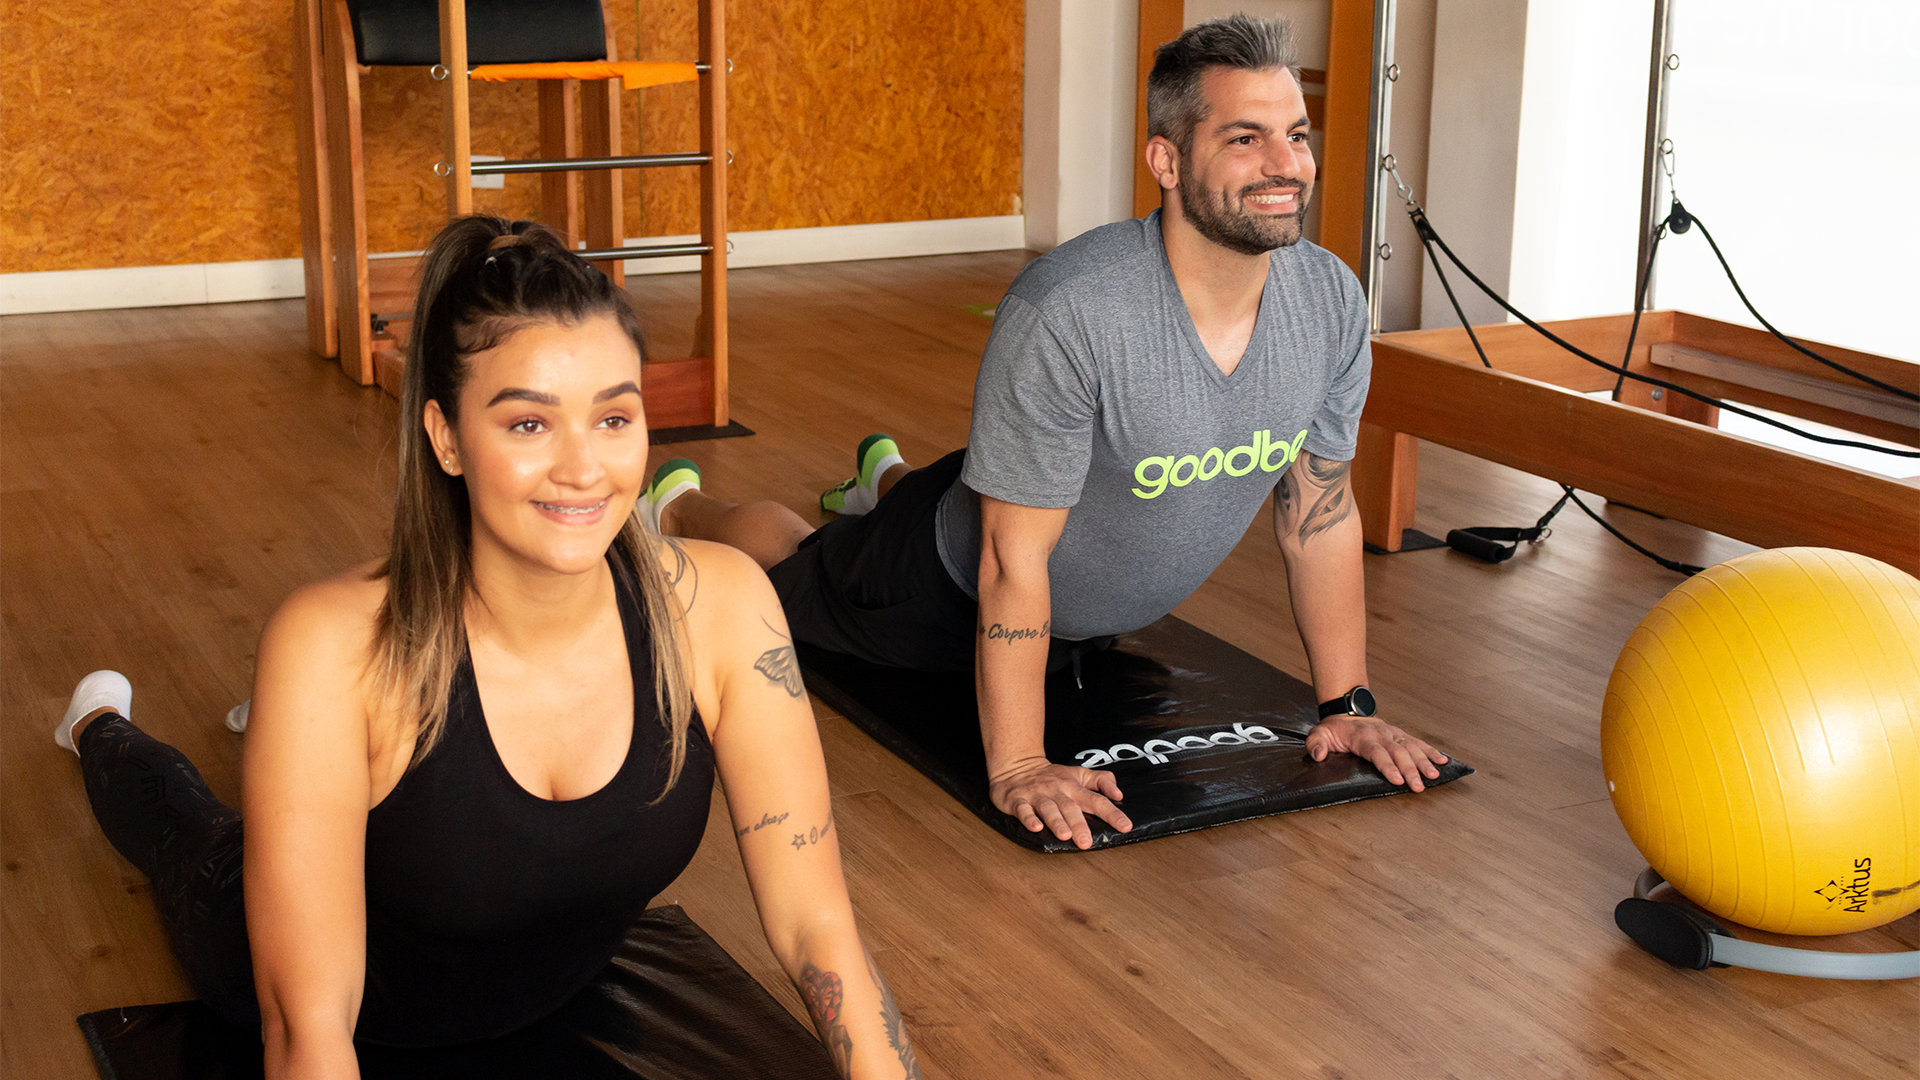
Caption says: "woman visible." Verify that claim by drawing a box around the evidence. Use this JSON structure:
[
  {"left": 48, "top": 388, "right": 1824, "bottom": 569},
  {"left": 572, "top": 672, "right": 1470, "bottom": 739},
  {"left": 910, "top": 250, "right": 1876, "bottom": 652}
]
[{"left": 54, "top": 217, "right": 918, "bottom": 1079}]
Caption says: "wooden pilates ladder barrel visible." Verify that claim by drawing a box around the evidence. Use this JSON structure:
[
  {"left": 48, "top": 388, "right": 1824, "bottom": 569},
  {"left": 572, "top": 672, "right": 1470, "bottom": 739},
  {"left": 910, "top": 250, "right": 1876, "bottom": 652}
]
[{"left": 293, "top": 0, "right": 730, "bottom": 432}]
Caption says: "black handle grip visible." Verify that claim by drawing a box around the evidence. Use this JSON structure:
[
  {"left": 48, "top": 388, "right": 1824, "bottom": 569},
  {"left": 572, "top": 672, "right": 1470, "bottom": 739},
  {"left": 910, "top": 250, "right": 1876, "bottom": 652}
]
[{"left": 1446, "top": 528, "right": 1514, "bottom": 564}]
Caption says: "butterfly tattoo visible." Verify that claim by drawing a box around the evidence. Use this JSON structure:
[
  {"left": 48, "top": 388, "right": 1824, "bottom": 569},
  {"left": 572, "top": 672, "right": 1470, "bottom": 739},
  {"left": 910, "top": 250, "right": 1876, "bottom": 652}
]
[{"left": 753, "top": 617, "right": 805, "bottom": 697}]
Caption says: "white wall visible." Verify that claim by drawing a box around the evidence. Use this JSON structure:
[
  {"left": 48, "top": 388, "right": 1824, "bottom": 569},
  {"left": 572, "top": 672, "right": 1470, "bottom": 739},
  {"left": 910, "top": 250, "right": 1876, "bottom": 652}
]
[
  {"left": 1507, "top": 0, "right": 1652, "bottom": 321},
  {"left": 1654, "top": 0, "right": 1920, "bottom": 363},
  {"left": 1419, "top": 0, "right": 1528, "bottom": 328},
  {"left": 1375, "top": 0, "right": 1433, "bottom": 331},
  {"left": 1023, "top": 0, "right": 1140, "bottom": 251}
]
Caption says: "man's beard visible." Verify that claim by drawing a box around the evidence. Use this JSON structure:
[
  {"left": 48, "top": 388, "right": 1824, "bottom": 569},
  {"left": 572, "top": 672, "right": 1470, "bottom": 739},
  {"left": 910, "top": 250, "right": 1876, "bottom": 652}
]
[{"left": 1178, "top": 174, "right": 1310, "bottom": 256}]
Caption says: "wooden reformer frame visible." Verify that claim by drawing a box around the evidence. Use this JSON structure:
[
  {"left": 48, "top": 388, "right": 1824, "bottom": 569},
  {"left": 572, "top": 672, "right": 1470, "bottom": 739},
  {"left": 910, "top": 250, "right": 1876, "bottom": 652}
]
[
  {"left": 1352, "top": 312, "right": 1920, "bottom": 576},
  {"left": 293, "top": 0, "right": 730, "bottom": 431}
]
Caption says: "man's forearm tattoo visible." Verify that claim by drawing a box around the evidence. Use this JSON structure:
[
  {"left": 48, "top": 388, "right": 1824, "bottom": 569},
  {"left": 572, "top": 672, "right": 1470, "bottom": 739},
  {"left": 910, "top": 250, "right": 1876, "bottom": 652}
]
[
  {"left": 754, "top": 616, "right": 805, "bottom": 697},
  {"left": 979, "top": 620, "right": 1049, "bottom": 645},
  {"left": 866, "top": 950, "right": 923, "bottom": 1079},
  {"left": 797, "top": 964, "right": 854, "bottom": 1075},
  {"left": 1281, "top": 456, "right": 1354, "bottom": 545}
]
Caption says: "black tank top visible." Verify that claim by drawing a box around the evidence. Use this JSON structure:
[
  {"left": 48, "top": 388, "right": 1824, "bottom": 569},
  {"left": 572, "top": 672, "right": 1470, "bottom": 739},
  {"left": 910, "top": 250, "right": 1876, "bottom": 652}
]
[{"left": 358, "top": 558, "right": 713, "bottom": 1047}]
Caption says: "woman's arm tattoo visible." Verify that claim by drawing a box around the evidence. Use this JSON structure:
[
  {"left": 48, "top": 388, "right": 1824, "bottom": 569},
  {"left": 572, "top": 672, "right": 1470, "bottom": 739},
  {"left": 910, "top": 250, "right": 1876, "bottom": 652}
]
[
  {"left": 753, "top": 616, "right": 805, "bottom": 697},
  {"left": 790, "top": 809, "right": 835, "bottom": 851},
  {"left": 866, "top": 950, "right": 922, "bottom": 1079},
  {"left": 796, "top": 964, "right": 854, "bottom": 1075}
]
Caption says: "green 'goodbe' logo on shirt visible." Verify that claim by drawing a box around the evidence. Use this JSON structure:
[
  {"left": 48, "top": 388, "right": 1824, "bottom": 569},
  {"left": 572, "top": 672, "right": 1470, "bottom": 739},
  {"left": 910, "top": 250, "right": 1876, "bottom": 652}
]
[{"left": 1132, "top": 428, "right": 1308, "bottom": 499}]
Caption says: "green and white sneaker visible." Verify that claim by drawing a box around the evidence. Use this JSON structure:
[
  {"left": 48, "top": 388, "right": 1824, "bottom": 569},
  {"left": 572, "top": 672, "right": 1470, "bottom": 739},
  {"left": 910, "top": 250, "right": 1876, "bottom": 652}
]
[
  {"left": 820, "top": 434, "right": 904, "bottom": 516},
  {"left": 645, "top": 458, "right": 701, "bottom": 533}
]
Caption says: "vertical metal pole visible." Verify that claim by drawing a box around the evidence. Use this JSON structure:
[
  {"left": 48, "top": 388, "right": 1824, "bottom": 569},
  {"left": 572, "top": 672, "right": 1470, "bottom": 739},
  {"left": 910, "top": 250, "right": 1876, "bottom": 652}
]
[
  {"left": 1361, "top": 0, "right": 1397, "bottom": 332},
  {"left": 1636, "top": 0, "right": 1676, "bottom": 306}
]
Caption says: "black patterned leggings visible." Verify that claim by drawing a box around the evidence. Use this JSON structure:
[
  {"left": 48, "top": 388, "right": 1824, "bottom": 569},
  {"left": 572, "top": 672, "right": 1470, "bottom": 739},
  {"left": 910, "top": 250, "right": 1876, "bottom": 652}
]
[{"left": 79, "top": 713, "right": 260, "bottom": 1025}]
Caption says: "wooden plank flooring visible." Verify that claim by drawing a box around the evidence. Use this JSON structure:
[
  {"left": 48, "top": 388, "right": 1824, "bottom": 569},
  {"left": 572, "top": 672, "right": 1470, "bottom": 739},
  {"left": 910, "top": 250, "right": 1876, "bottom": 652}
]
[{"left": 3, "top": 252, "right": 1914, "bottom": 1079}]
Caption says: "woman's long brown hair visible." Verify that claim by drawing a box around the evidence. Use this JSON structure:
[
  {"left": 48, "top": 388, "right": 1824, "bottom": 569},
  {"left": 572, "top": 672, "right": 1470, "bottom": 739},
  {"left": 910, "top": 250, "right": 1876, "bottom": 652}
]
[{"left": 372, "top": 216, "right": 695, "bottom": 793}]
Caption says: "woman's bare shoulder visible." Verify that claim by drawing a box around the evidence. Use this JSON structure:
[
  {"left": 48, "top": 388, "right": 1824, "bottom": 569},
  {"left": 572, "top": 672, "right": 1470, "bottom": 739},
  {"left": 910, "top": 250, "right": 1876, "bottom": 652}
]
[
  {"left": 260, "top": 559, "right": 389, "bottom": 663},
  {"left": 657, "top": 538, "right": 775, "bottom": 616}
]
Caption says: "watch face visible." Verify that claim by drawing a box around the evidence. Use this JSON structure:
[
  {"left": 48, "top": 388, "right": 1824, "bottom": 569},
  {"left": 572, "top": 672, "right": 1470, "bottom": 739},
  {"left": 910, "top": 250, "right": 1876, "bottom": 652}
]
[{"left": 1350, "top": 686, "right": 1377, "bottom": 717}]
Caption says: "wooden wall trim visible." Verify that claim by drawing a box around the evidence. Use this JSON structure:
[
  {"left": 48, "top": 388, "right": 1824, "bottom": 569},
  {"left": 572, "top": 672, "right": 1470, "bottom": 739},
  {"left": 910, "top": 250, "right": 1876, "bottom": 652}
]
[
  {"left": 1132, "top": 0, "right": 1185, "bottom": 219},
  {"left": 1318, "top": 0, "right": 1375, "bottom": 277}
]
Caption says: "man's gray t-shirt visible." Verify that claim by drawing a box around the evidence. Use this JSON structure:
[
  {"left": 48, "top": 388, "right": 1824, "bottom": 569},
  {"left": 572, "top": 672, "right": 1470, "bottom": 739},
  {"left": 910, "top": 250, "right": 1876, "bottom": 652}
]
[{"left": 934, "top": 210, "right": 1372, "bottom": 641}]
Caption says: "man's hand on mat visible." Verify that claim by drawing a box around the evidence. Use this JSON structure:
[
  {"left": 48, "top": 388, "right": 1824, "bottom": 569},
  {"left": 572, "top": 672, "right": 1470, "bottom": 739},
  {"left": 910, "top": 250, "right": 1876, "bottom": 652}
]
[
  {"left": 1307, "top": 717, "right": 1449, "bottom": 793},
  {"left": 989, "top": 757, "right": 1132, "bottom": 849}
]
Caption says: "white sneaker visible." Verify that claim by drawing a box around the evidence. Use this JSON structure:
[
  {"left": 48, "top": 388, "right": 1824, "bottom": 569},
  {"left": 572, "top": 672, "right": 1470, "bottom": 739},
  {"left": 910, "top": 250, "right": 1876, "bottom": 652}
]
[
  {"left": 226, "top": 700, "right": 251, "bottom": 734},
  {"left": 56, "top": 670, "right": 132, "bottom": 756}
]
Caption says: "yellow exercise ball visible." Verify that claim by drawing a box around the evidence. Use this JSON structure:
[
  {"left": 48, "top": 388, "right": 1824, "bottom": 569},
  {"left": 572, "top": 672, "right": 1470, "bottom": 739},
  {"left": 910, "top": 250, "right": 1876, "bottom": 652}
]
[{"left": 1602, "top": 547, "right": 1920, "bottom": 936}]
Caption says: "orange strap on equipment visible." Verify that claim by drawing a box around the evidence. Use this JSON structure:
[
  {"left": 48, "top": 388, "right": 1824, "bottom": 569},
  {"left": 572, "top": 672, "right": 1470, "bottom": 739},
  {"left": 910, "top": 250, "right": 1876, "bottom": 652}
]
[{"left": 467, "top": 61, "right": 699, "bottom": 88}]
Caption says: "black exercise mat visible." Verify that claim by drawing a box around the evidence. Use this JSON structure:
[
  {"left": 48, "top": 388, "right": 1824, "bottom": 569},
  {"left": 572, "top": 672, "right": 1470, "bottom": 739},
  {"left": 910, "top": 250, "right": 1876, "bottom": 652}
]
[
  {"left": 799, "top": 615, "right": 1473, "bottom": 853},
  {"left": 76, "top": 905, "right": 834, "bottom": 1080}
]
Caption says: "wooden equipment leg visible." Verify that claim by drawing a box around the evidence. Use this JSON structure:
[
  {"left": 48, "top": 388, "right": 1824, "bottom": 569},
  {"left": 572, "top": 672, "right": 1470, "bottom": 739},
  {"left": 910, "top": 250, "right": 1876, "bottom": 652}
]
[
  {"left": 1352, "top": 421, "right": 1419, "bottom": 552},
  {"left": 324, "top": 0, "right": 373, "bottom": 385},
  {"left": 439, "top": 0, "right": 473, "bottom": 217},
  {"left": 581, "top": 78, "right": 624, "bottom": 289},
  {"left": 293, "top": 0, "right": 337, "bottom": 360},
  {"left": 538, "top": 81, "right": 583, "bottom": 242},
  {"left": 694, "top": 0, "right": 728, "bottom": 425},
  {"left": 1319, "top": 0, "right": 1375, "bottom": 277}
]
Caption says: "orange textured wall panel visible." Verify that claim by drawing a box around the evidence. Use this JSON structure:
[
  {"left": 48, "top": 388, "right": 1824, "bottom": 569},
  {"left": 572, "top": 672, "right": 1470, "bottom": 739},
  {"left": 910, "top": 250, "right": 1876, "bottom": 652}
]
[
  {"left": 3, "top": 0, "right": 304, "bottom": 272},
  {"left": 631, "top": 0, "right": 1025, "bottom": 237},
  {"left": 2, "top": 0, "right": 1022, "bottom": 274}
]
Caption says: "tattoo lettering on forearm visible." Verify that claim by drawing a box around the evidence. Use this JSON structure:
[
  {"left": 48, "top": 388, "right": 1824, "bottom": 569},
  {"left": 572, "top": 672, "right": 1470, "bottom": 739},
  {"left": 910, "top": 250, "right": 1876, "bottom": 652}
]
[
  {"left": 735, "top": 810, "right": 789, "bottom": 838},
  {"left": 754, "top": 616, "right": 805, "bottom": 697},
  {"left": 866, "top": 950, "right": 923, "bottom": 1079},
  {"left": 791, "top": 809, "right": 836, "bottom": 851},
  {"left": 796, "top": 964, "right": 853, "bottom": 1075},
  {"left": 979, "top": 620, "right": 1049, "bottom": 645}
]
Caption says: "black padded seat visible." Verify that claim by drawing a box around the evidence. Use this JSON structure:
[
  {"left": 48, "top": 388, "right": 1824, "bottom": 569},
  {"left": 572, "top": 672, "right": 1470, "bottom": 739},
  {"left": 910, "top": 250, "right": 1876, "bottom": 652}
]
[
  {"left": 76, "top": 906, "right": 838, "bottom": 1079},
  {"left": 346, "top": 0, "right": 609, "bottom": 66}
]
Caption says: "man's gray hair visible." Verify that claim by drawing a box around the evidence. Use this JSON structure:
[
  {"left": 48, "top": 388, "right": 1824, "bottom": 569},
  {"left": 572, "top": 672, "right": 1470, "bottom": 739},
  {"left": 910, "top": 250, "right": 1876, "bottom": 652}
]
[{"left": 1147, "top": 14, "right": 1300, "bottom": 156}]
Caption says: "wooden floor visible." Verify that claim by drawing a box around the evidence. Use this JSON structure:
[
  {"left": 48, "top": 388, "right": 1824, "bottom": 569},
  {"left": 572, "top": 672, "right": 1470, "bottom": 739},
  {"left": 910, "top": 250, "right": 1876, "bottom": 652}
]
[{"left": 3, "top": 252, "right": 1913, "bottom": 1079}]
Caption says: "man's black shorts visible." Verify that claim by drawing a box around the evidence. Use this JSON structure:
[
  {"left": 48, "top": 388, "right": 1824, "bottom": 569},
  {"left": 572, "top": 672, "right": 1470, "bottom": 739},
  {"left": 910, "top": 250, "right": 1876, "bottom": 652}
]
[
  {"left": 767, "top": 450, "right": 979, "bottom": 672},
  {"left": 768, "top": 450, "right": 1111, "bottom": 674}
]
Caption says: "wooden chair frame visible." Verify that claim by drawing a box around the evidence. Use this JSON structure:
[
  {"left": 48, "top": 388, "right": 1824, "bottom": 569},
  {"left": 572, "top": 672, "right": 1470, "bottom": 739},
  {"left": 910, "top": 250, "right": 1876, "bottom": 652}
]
[
  {"left": 293, "top": 0, "right": 730, "bottom": 430},
  {"left": 1353, "top": 311, "right": 1920, "bottom": 575}
]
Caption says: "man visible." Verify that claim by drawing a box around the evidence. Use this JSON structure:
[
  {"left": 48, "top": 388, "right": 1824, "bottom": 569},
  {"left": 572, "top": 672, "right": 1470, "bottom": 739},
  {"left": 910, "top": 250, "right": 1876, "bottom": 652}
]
[{"left": 652, "top": 15, "right": 1447, "bottom": 849}]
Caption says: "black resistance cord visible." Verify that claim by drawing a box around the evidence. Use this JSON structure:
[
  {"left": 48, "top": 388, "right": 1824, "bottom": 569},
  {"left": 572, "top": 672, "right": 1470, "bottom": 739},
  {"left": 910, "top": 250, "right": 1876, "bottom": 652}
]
[{"left": 1404, "top": 196, "right": 1917, "bottom": 575}]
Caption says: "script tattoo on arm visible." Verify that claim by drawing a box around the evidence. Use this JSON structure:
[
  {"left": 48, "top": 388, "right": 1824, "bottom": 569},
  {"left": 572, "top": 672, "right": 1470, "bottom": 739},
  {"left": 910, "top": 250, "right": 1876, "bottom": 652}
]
[
  {"left": 866, "top": 950, "right": 923, "bottom": 1079},
  {"left": 1279, "top": 454, "right": 1354, "bottom": 545},
  {"left": 734, "top": 809, "right": 789, "bottom": 838},
  {"left": 796, "top": 964, "right": 854, "bottom": 1075},
  {"left": 753, "top": 616, "right": 805, "bottom": 697},
  {"left": 979, "top": 619, "right": 1049, "bottom": 645}
]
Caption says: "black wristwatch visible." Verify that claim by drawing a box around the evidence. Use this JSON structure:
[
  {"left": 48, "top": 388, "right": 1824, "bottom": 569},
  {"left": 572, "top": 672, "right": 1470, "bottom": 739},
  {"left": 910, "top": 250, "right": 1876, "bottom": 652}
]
[{"left": 1317, "top": 685, "right": 1377, "bottom": 719}]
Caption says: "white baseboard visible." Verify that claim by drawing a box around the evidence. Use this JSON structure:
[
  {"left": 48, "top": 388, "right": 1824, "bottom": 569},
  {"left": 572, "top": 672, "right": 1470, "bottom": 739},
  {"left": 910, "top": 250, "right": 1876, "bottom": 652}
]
[
  {"left": 0, "top": 258, "right": 308, "bottom": 316},
  {"left": 0, "top": 216, "right": 1028, "bottom": 316}
]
